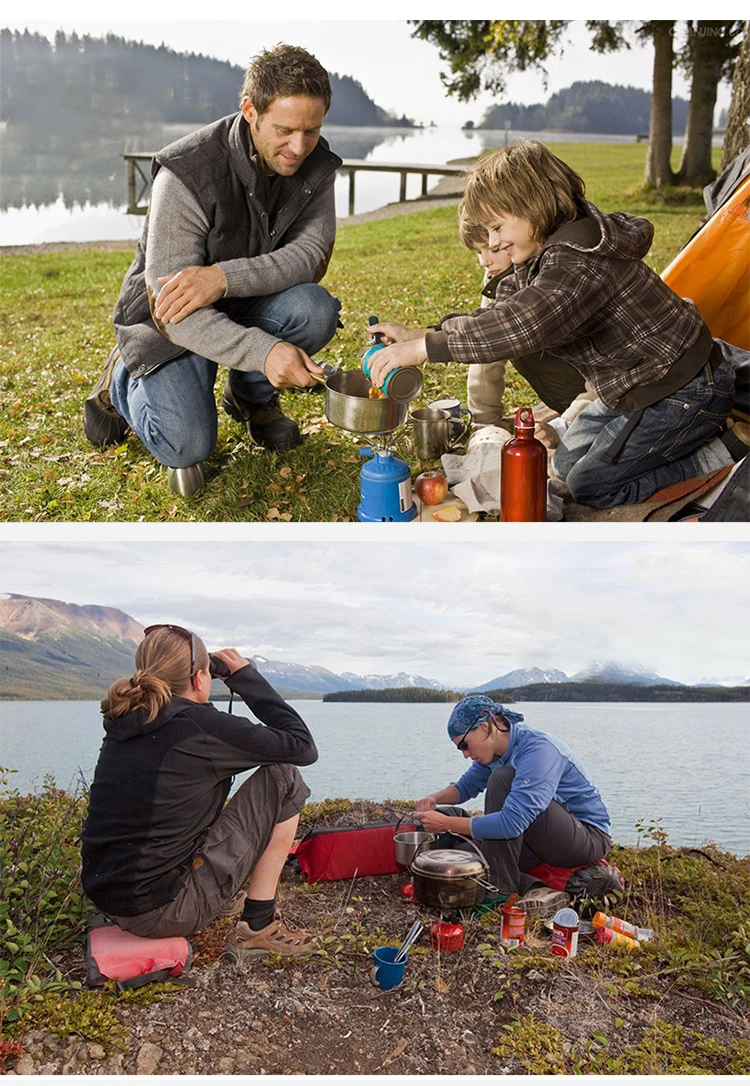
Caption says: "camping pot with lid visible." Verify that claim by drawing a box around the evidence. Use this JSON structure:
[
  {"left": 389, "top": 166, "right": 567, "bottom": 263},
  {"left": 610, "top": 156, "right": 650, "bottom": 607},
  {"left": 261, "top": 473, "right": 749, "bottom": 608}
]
[{"left": 409, "top": 838, "right": 495, "bottom": 910}]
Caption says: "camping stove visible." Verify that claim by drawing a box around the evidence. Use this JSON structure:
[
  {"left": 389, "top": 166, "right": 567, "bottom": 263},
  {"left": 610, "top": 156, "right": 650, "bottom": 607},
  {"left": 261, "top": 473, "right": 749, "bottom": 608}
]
[{"left": 357, "top": 442, "right": 417, "bottom": 522}]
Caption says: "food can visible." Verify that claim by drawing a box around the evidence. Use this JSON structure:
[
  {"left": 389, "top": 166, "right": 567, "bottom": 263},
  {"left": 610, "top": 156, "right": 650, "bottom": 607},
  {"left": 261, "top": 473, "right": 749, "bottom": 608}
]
[
  {"left": 550, "top": 907, "right": 580, "bottom": 958},
  {"left": 362, "top": 346, "right": 424, "bottom": 404},
  {"left": 500, "top": 903, "right": 526, "bottom": 948},
  {"left": 430, "top": 920, "right": 464, "bottom": 951}
]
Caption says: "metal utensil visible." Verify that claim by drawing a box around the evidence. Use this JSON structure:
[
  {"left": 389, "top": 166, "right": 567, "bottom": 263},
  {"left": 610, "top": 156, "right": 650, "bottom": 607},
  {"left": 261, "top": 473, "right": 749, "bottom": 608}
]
[{"left": 394, "top": 919, "right": 423, "bottom": 964}]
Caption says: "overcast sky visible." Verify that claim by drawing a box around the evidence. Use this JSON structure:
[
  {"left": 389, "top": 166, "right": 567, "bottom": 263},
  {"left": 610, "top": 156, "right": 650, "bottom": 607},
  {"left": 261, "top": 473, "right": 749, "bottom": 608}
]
[
  {"left": 4, "top": 12, "right": 733, "bottom": 126},
  {"left": 2, "top": 540, "right": 747, "bottom": 686}
]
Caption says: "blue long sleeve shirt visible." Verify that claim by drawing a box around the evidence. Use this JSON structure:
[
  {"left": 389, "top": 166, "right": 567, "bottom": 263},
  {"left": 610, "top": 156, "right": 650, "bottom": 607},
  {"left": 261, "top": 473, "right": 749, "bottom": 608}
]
[{"left": 454, "top": 722, "right": 611, "bottom": 841}]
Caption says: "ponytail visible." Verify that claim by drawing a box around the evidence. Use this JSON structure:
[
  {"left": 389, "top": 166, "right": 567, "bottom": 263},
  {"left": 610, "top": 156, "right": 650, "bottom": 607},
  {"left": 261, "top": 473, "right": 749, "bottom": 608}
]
[{"left": 102, "top": 626, "right": 208, "bottom": 724}]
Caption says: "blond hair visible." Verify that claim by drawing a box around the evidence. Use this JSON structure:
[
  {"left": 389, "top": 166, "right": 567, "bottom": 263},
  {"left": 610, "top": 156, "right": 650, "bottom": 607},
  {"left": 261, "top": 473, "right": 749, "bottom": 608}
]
[
  {"left": 463, "top": 140, "right": 586, "bottom": 243},
  {"left": 101, "top": 626, "right": 209, "bottom": 725},
  {"left": 457, "top": 202, "right": 489, "bottom": 251}
]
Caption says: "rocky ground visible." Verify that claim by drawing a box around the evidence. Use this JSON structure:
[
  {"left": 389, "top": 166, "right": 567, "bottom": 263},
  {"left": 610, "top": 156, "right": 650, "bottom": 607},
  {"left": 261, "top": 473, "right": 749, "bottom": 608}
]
[{"left": 4, "top": 801, "right": 749, "bottom": 1076}]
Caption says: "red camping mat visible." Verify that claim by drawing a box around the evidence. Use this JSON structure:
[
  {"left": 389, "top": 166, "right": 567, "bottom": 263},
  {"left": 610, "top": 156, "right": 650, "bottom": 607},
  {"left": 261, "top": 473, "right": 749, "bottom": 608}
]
[
  {"left": 291, "top": 821, "right": 420, "bottom": 882},
  {"left": 528, "top": 858, "right": 625, "bottom": 898},
  {"left": 86, "top": 923, "right": 192, "bottom": 990}
]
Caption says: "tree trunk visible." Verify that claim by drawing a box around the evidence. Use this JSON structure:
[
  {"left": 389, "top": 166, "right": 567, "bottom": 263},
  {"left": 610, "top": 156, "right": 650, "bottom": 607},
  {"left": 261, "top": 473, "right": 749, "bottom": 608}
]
[
  {"left": 677, "top": 24, "right": 723, "bottom": 185},
  {"left": 645, "top": 22, "right": 676, "bottom": 187},
  {"left": 722, "top": 21, "right": 750, "bottom": 168}
]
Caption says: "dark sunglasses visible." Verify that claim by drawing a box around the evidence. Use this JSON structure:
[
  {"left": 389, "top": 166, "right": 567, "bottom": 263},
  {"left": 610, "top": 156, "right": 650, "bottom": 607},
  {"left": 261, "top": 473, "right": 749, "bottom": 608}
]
[
  {"left": 144, "top": 623, "right": 197, "bottom": 677},
  {"left": 456, "top": 724, "right": 479, "bottom": 751}
]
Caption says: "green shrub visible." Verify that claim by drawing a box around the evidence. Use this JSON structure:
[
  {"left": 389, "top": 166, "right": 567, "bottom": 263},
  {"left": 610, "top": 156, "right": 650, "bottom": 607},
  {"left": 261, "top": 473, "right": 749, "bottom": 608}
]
[{"left": 0, "top": 768, "right": 88, "bottom": 1031}]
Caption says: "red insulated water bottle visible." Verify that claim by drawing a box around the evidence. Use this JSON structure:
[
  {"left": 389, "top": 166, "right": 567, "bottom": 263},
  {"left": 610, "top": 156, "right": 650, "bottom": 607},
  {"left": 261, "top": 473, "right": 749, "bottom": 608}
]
[{"left": 500, "top": 407, "right": 548, "bottom": 521}]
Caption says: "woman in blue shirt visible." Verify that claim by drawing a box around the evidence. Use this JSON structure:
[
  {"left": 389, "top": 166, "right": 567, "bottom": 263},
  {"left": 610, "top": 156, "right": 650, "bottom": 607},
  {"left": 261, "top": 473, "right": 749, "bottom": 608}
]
[{"left": 416, "top": 695, "right": 612, "bottom": 911}]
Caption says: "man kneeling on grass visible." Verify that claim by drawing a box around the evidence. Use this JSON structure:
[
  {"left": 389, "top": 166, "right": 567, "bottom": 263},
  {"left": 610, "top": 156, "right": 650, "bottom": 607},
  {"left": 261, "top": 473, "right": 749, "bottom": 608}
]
[
  {"left": 80, "top": 624, "right": 318, "bottom": 961},
  {"left": 84, "top": 44, "right": 341, "bottom": 495}
]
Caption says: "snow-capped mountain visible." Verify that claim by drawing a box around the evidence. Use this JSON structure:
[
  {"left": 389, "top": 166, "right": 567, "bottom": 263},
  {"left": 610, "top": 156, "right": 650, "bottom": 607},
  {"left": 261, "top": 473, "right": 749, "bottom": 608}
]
[
  {"left": 569, "top": 660, "right": 682, "bottom": 686},
  {"left": 251, "top": 657, "right": 443, "bottom": 695},
  {"left": 472, "top": 667, "right": 569, "bottom": 691},
  {"left": 696, "top": 674, "right": 750, "bottom": 687}
]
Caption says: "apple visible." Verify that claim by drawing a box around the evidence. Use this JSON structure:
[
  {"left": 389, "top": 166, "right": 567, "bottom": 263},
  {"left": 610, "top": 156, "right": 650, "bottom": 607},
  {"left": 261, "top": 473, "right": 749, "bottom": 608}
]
[{"left": 415, "top": 470, "right": 448, "bottom": 506}]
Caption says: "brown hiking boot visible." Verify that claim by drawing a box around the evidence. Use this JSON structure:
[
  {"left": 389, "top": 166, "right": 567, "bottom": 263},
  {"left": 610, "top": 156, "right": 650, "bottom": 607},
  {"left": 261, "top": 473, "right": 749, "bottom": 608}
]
[
  {"left": 221, "top": 383, "right": 303, "bottom": 451},
  {"left": 223, "top": 917, "right": 316, "bottom": 963},
  {"left": 516, "top": 887, "right": 570, "bottom": 919},
  {"left": 84, "top": 346, "right": 130, "bottom": 446}
]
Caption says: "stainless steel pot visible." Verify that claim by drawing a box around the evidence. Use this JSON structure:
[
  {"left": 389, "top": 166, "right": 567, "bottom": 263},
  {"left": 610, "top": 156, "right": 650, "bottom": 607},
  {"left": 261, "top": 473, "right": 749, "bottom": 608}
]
[
  {"left": 321, "top": 368, "right": 410, "bottom": 434},
  {"left": 410, "top": 841, "right": 493, "bottom": 910},
  {"left": 394, "top": 830, "right": 435, "bottom": 868}
]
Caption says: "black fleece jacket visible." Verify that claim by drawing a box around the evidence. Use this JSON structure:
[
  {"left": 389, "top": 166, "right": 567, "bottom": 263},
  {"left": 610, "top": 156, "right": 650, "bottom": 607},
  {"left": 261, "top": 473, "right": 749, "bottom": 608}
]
[{"left": 80, "top": 664, "right": 317, "bottom": 916}]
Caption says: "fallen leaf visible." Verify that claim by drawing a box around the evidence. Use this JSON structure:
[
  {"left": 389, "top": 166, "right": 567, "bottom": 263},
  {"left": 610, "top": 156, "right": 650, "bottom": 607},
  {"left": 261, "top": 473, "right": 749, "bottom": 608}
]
[
  {"left": 279, "top": 465, "right": 292, "bottom": 478},
  {"left": 265, "top": 507, "right": 281, "bottom": 520}
]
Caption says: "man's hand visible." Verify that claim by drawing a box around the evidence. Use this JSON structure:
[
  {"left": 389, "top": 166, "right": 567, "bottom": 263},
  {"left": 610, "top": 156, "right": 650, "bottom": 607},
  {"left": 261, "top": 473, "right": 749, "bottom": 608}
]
[
  {"left": 415, "top": 795, "right": 438, "bottom": 813},
  {"left": 155, "top": 265, "right": 228, "bottom": 324},
  {"left": 368, "top": 322, "right": 427, "bottom": 345},
  {"left": 368, "top": 338, "right": 427, "bottom": 387},
  {"left": 417, "top": 809, "right": 452, "bottom": 833},
  {"left": 264, "top": 342, "right": 323, "bottom": 389},
  {"left": 211, "top": 648, "right": 249, "bottom": 675}
]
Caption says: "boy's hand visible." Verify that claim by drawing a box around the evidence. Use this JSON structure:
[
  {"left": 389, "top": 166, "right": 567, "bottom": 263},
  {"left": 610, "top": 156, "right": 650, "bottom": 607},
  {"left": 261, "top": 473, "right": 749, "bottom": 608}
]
[
  {"left": 534, "top": 421, "right": 561, "bottom": 451},
  {"left": 368, "top": 338, "right": 427, "bottom": 386},
  {"left": 368, "top": 322, "right": 426, "bottom": 345}
]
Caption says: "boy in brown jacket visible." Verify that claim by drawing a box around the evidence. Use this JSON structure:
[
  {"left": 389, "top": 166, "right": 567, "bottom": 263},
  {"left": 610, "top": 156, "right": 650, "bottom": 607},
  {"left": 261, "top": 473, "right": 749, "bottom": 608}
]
[{"left": 369, "top": 141, "right": 735, "bottom": 509}]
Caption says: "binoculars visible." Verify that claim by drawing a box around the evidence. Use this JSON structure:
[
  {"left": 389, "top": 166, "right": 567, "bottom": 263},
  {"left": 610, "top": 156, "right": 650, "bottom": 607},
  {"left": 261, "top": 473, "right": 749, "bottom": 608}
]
[{"left": 208, "top": 653, "right": 231, "bottom": 679}]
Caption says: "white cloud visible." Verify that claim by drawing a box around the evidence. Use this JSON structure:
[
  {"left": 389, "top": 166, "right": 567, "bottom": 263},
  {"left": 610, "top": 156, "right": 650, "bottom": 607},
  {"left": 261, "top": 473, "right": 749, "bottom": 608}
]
[{"left": 2, "top": 540, "right": 747, "bottom": 686}]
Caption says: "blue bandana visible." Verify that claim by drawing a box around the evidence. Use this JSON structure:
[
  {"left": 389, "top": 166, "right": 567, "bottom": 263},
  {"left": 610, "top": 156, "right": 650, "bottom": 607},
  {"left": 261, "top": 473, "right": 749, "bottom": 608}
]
[{"left": 446, "top": 695, "right": 524, "bottom": 738}]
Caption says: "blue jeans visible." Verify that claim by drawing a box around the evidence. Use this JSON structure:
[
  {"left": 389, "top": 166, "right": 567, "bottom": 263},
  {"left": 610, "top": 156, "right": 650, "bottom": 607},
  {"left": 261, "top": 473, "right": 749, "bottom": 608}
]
[
  {"left": 111, "top": 283, "right": 341, "bottom": 467},
  {"left": 553, "top": 359, "right": 735, "bottom": 508}
]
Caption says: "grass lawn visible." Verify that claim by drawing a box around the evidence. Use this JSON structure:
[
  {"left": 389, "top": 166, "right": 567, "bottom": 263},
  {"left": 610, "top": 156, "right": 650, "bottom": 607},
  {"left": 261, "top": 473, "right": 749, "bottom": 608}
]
[{"left": 0, "top": 143, "right": 720, "bottom": 522}]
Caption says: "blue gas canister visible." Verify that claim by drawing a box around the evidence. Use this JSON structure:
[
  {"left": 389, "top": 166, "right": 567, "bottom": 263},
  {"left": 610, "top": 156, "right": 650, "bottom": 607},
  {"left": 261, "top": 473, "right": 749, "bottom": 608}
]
[
  {"left": 362, "top": 315, "right": 424, "bottom": 404},
  {"left": 357, "top": 448, "right": 417, "bottom": 522}
]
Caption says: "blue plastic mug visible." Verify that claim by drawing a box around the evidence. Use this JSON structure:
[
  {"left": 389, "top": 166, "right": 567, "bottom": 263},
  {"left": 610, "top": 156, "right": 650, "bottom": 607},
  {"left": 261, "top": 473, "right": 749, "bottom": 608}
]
[{"left": 370, "top": 945, "right": 407, "bottom": 990}]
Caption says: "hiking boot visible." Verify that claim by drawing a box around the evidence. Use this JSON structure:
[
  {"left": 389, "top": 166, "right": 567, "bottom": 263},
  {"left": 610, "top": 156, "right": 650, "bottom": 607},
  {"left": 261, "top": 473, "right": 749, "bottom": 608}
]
[
  {"left": 84, "top": 346, "right": 130, "bottom": 447},
  {"left": 223, "top": 917, "right": 316, "bottom": 964},
  {"left": 221, "top": 383, "right": 303, "bottom": 451},
  {"left": 516, "top": 887, "right": 570, "bottom": 919}
]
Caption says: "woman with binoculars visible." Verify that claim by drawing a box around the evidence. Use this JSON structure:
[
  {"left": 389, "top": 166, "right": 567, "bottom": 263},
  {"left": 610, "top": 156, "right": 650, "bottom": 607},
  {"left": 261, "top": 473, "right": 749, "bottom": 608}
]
[{"left": 81, "top": 623, "right": 318, "bottom": 962}]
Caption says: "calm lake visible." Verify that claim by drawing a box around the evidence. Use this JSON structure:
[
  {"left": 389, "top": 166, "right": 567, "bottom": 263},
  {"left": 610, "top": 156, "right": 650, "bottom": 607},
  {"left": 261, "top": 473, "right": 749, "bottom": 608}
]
[
  {"left": 0, "top": 122, "right": 709, "bottom": 246},
  {"left": 1, "top": 700, "right": 747, "bottom": 856}
]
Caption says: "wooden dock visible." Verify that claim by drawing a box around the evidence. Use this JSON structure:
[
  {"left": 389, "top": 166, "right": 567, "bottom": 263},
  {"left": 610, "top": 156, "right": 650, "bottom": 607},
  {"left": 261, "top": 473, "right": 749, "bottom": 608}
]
[{"left": 122, "top": 153, "right": 467, "bottom": 217}]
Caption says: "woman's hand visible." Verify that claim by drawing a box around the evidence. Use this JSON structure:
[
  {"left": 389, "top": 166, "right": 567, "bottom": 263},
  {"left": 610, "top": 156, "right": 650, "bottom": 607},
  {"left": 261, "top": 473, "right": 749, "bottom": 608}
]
[
  {"left": 367, "top": 322, "right": 426, "bottom": 345},
  {"left": 367, "top": 338, "right": 427, "bottom": 387},
  {"left": 417, "top": 809, "right": 451, "bottom": 833},
  {"left": 212, "top": 648, "right": 249, "bottom": 675},
  {"left": 415, "top": 795, "right": 438, "bottom": 813}
]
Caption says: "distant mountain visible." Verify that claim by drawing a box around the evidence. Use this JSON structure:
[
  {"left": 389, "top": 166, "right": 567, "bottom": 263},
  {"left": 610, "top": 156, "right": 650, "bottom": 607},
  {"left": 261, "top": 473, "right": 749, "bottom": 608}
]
[
  {"left": 249, "top": 657, "right": 442, "bottom": 697},
  {"left": 569, "top": 660, "right": 682, "bottom": 687},
  {"left": 0, "top": 593, "right": 143, "bottom": 700},
  {"left": 696, "top": 675, "right": 750, "bottom": 687},
  {"left": 0, "top": 30, "right": 413, "bottom": 129},
  {"left": 0, "top": 594, "right": 442, "bottom": 700},
  {"left": 471, "top": 667, "right": 569, "bottom": 692}
]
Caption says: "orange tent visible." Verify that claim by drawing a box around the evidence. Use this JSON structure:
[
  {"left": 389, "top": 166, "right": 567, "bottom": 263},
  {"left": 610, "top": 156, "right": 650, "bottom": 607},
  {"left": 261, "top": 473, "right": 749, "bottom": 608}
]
[{"left": 661, "top": 173, "right": 750, "bottom": 350}]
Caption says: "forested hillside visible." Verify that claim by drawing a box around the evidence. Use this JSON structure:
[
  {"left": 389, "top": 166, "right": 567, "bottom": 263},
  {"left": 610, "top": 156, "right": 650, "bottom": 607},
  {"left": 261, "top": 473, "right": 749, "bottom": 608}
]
[
  {"left": 478, "top": 80, "right": 690, "bottom": 134},
  {"left": 0, "top": 28, "right": 412, "bottom": 128}
]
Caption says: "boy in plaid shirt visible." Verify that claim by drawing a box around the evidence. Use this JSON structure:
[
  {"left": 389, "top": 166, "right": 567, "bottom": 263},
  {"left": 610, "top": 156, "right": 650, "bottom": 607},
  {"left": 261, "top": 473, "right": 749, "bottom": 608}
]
[{"left": 369, "top": 141, "right": 735, "bottom": 509}]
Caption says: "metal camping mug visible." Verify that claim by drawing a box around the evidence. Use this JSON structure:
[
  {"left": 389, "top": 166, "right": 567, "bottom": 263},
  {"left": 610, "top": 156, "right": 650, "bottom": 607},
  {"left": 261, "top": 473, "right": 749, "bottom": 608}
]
[
  {"left": 428, "top": 398, "right": 473, "bottom": 440},
  {"left": 410, "top": 407, "right": 460, "bottom": 460}
]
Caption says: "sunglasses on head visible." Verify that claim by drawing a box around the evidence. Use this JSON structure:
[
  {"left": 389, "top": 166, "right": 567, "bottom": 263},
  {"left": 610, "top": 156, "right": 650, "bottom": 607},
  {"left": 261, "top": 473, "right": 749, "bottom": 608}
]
[{"left": 143, "top": 623, "right": 197, "bottom": 677}]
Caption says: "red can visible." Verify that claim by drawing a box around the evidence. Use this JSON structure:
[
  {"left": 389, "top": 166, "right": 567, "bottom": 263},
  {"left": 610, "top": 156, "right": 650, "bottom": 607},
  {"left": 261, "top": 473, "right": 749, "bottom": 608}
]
[
  {"left": 500, "top": 904, "right": 526, "bottom": 948},
  {"left": 400, "top": 882, "right": 415, "bottom": 899},
  {"left": 430, "top": 920, "right": 464, "bottom": 951},
  {"left": 550, "top": 908, "right": 580, "bottom": 958}
]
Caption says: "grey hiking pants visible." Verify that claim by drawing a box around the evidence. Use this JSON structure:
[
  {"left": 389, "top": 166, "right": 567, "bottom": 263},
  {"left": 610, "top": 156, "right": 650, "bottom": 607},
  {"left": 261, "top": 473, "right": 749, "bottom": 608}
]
[
  {"left": 107, "top": 763, "right": 310, "bottom": 939},
  {"left": 475, "top": 767, "right": 611, "bottom": 896}
]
